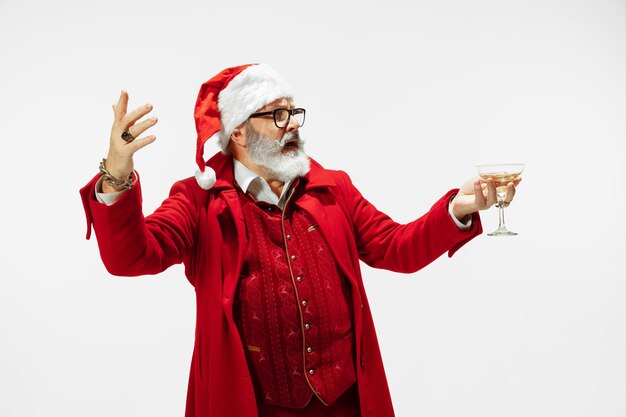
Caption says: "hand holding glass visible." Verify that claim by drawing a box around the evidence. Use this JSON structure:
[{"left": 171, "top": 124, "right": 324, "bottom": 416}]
[{"left": 476, "top": 164, "right": 525, "bottom": 236}]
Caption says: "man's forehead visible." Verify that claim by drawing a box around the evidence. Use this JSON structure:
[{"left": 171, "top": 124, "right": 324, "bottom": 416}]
[{"left": 258, "top": 97, "right": 293, "bottom": 111}]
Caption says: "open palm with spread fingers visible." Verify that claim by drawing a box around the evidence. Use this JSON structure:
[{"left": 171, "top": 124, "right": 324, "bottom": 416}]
[{"left": 102, "top": 90, "right": 158, "bottom": 193}]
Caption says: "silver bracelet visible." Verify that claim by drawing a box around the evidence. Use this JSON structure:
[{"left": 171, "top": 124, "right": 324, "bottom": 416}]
[{"left": 98, "top": 158, "right": 137, "bottom": 191}]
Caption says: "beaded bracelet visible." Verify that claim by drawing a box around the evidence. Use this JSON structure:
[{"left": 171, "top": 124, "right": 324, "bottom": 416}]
[{"left": 98, "top": 158, "right": 137, "bottom": 191}]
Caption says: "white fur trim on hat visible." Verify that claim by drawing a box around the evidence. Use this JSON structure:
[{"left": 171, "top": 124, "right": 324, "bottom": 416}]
[
  {"left": 195, "top": 167, "right": 216, "bottom": 190},
  {"left": 216, "top": 64, "right": 294, "bottom": 151}
]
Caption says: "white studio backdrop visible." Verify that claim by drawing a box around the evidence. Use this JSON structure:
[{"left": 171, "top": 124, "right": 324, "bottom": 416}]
[{"left": 1, "top": 0, "right": 625, "bottom": 416}]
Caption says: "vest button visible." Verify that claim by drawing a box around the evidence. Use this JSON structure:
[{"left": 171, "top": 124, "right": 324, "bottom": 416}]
[
  {"left": 309, "top": 369, "right": 315, "bottom": 375},
  {"left": 291, "top": 255, "right": 296, "bottom": 261},
  {"left": 305, "top": 323, "right": 310, "bottom": 330},
  {"left": 301, "top": 299, "right": 307, "bottom": 306},
  {"left": 307, "top": 346, "right": 312, "bottom": 353},
  {"left": 287, "top": 234, "right": 292, "bottom": 240},
  {"left": 296, "top": 276, "right": 302, "bottom": 282}
]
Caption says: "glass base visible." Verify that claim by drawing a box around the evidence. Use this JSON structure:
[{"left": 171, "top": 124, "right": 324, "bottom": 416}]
[{"left": 487, "top": 227, "right": 518, "bottom": 237}]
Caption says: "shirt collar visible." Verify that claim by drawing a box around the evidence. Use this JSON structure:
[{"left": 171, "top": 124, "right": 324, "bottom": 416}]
[
  {"left": 233, "top": 158, "right": 259, "bottom": 194},
  {"left": 233, "top": 158, "right": 293, "bottom": 207}
]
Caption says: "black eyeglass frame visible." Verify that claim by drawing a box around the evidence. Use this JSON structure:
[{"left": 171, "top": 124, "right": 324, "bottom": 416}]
[{"left": 248, "top": 108, "right": 306, "bottom": 128}]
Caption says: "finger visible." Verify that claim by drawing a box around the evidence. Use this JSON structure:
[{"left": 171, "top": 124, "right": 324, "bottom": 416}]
[
  {"left": 126, "top": 135, "right": 157, "bottom": 152},
  {"left": 114, "top": 90, "right": 129, "bottom": 124},
  {"left": 128, "top": 117, "right": 158, "bottom": 139},
  {"left": 122, "top": 103, "right": 153, "bottom": 128},
  {"left": 504, "top": 182, "right": 516, "bottom": 204},
  {"left": 485, "top": 179, "right": 498, "bottom": 207},
  {"left": 474, "top": 180, "right": 487, "bottom": 209}
]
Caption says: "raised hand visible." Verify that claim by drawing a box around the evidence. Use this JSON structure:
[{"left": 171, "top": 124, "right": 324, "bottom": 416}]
[{"left": 102, "top": 90, "right": 158, "bottom": 193}]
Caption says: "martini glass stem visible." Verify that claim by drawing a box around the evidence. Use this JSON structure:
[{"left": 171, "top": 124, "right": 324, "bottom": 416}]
[
  {"left": 497, "top": 200, "right": 506, "bottom": 230},
  {"left": 487, "top": 191, "right": 517, "bottom": 236}
]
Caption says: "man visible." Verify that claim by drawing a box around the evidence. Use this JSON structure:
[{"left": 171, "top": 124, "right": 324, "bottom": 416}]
[{"left": 80, "top": 64, "right": 519, "bottom": 417}]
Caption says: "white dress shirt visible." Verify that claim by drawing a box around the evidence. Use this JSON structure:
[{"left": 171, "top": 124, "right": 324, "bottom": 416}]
[{"left": 232, "top": 159, "right": 294, "bottom": 209}]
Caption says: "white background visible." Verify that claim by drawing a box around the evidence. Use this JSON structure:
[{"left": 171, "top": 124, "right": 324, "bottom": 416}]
[{"left": 1, "top": 0, "right": 625, "bottom": 416}]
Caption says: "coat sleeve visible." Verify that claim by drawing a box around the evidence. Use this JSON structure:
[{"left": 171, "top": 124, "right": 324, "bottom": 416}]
[
  {"left": 79, "top": 173, "right": 200, "bottom": 277},
  {"left": 333, "top": 170, "right": 482, "bottom": 273}
]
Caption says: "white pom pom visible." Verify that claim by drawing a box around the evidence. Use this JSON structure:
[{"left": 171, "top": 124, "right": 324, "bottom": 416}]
[{"left": 195, "top": 167, "right": 216, "bottom": 190}]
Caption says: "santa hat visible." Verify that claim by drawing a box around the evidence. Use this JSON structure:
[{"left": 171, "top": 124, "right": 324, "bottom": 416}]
[{"left": 193, "top": 63, "right": 294, "bottom": 190}]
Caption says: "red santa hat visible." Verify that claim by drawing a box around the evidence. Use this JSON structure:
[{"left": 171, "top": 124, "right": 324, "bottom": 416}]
[{"left": 193, "top": 63, "right": 294, "bottom": 189}]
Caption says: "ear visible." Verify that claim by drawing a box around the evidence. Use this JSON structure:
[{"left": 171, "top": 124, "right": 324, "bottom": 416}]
[{"left": 230, "top": 126, "right": 246, "bottom": 147}]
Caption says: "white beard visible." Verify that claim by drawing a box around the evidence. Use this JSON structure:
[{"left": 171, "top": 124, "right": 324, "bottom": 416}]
[{"left": 246, "top": 127, "right": 310, "bottom": 182}]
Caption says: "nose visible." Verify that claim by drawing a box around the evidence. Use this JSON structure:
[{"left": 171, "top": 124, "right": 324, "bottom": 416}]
[{"left": 285, "top": 113, "right": 301, "bottom": 132}]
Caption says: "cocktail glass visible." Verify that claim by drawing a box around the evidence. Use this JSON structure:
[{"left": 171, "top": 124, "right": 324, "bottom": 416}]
[{"left": 476, "top": 163, "right": 525, "bottom": 236}]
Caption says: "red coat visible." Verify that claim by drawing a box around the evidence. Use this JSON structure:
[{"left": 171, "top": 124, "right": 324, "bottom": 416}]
[{"left": 80, "top": 152, "right": 482, "bottom": 417}]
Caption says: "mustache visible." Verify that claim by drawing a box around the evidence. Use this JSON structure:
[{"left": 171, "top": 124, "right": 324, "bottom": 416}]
[{"left": 277, "top": 131, "right": 305, "bottom": 148}]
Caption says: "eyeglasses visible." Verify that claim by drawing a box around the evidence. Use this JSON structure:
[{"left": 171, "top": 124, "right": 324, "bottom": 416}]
[{"left": 248, "top": 108, "right": 306, "bottom": 129}]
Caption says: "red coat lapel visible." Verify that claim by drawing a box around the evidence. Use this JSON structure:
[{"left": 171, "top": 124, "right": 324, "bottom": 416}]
[{"left": 295, "top": 192, "right": 358, "bottom": 289}]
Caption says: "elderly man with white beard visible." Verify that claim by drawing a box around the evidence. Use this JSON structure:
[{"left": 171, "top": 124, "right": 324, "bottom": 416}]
[{"left": 80, "top": 64, "right": 519, "bottom": 417}]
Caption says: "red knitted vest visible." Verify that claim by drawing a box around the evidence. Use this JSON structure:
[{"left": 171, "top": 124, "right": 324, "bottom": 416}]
[{"left": 233, "top": 184, "right": 356, "bottom": 409}]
